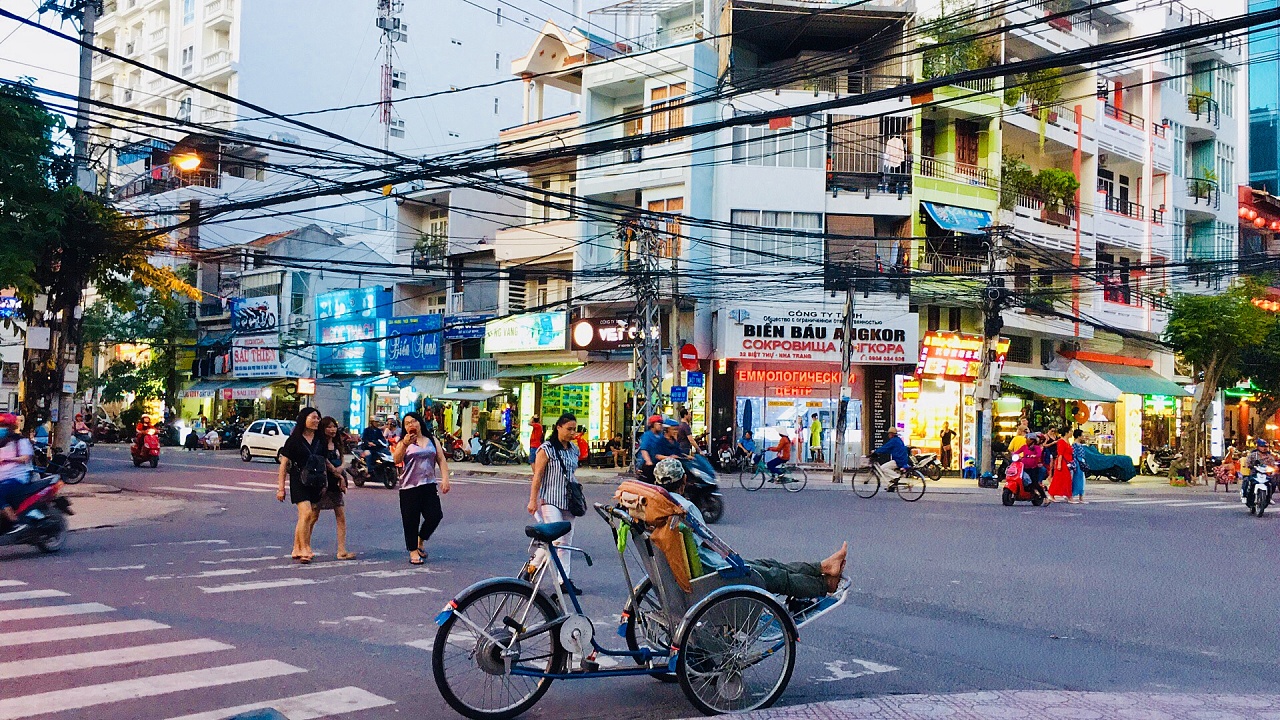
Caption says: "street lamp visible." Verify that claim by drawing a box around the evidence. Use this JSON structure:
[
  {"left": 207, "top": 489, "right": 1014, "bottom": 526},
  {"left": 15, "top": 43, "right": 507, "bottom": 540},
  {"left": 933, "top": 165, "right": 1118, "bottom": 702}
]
[{"left": 172, "top": 153, "right": 202, "bottom": 172}]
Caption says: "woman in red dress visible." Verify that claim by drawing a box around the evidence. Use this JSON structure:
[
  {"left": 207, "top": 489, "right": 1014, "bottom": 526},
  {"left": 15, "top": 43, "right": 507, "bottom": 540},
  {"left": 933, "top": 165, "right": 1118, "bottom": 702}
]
[{"left": 1048, "top": 426, "right": 1075, "bottom": 502}]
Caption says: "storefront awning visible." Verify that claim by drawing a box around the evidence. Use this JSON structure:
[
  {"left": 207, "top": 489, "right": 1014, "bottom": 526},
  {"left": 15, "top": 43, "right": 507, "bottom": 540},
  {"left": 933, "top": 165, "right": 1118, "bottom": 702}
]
[
  {"left": 493, "top": 365, "right": 579, "bottom": 379},
  {"left": 438, "top": 390, "right": 502, "bottom": 402},
  {"left": 1083, "top": 363, "right": 1192, "bottom": 397},
  {"left": 1003, "top": 376, "right": 1115, "bottom": 402},
  {"left": 550, "top": 361, "right": 633, "bottom": 385},
  {"left": 922, "top": 202, "right": 993, "bottom": 236},
  {"left": 182, "top": 379, "right": 229, "bottom": 398}
]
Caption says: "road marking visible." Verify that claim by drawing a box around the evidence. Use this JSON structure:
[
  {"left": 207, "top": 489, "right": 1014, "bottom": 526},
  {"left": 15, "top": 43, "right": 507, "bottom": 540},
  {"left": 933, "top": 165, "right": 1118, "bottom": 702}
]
[
  {"left": 353, "top": 586, "right": 442, "bottom": 599},
  {"left": 813, "top": 658, "right": 900, "bottom": 683},
  {"left": 161, "top": 686, "right": 394, "bottom": 720},
  {"left": 213, "top": 544, "right": 283, "bottom": 552},
  {"left": 89, "top": 565, "right": 146, "bottom": 571},
  {"left": 0, "top": 589, "right": 69, "bottom": 603},
  {"left": 198, "top": 554, "right": 280, "bottom": 565},
  {"left": 405, "top": 639, "right": 433, "bottom": 651},
  {"left": 197, "top": 483, "right": 273, "bottom": 493},
  {"left": 0, "top": 659, "right": 305, "bottom": 720},
  {"left": 199, "top": 577, "right": 317, "bottom": 594},
  {"left": 1210, "top": 502, "right": 1245, "bottom": 509},
  {"left": 0, "top": 639, "right": 233, "bottom": 680},
  {"left": 0, "top": 581, "right": 24, "bottom": 588},
  {"left": 152, "top": 486, "right": 229, "bottom": 495},
  {"left": 154, "top": 461, "right": 278, "bottom": 475},
  {"left": 0, "top": 619, "right": 169, "bottom": 647},
  {"left": 0, "top": 602, "right": 114, "bottom": 622},
  {"left": 235, "top": 482, "right": 282, "bottom": 489},
  {"left": 133, "top": 539, "right": 229, "bottom": 547},
  {"left": 147, "top": 569, "right": 257, "bottom": 581},
  {"left": 1116, "top": 499, "right": 1185, "bottom": 505},
  {"left": 1163, "top": 501, "right": 1232, "bottom": 507}
]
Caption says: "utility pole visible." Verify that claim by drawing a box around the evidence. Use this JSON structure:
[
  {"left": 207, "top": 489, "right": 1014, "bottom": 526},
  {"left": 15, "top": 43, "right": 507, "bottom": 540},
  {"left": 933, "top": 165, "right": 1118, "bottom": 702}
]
[
  {"left": 376, "top": 0, "right": 406, "bottom": 228},
  {"left": 831, "top": 284, "right": 856, "bottom": 483},
  {"left": 627, "top": 221, "right": 663, "bottom": 450},
  {"left": 38, "top": 0, "right": 99, "bottom": 449},
  {"left": 974, "top": 224, "right": 1012, "bottom": 477}
]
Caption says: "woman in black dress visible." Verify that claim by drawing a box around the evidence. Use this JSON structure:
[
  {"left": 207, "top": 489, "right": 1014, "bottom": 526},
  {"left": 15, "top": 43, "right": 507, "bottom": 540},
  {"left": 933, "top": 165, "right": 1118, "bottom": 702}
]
[
  {"left": 313, "top": 416, "right": 356, "bottom": 560},
  {"left": 277, "top": 407, "right": 322, "bottom": 563}
]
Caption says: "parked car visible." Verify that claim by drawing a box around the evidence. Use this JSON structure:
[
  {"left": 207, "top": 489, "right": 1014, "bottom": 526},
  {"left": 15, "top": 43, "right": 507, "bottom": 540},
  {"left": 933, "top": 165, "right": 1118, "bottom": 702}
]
[{"left": 240, "top": 419, "right": 295, "bottom": 462}]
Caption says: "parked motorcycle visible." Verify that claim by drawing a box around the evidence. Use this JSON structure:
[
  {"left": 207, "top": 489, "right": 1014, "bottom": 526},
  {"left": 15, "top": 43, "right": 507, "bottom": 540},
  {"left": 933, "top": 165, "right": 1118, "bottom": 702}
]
[
  {"left": 45, "top": 437, "right": 89, "bottom": 484},
  {"left": 0, "top": 473, "right": 73, "bottom": 553},
  {"left": 680, "top": 454, "right": 724, "bottom": 524},
  {"left": 93, "top": 419, "right": 121, "bottom": 444},
  {"left": 131, "top": 428, "right": 161, "bottom": 468},
  {"left": 441, "top": 432, "right": 469, "bottom": 463},
  {"left": 156, "top": 423, "right": 182, "bottom": 447},
  {"left": 476, "top": 432, "right": 527, "bottom": 466},
  {"left": 1244, "top": 459, "right": 1277, "bottom": 517},
  {"left": 910, "top": 447, "right": 943, "bottom": 481},
  {"left": 1141, "top": 446, "right": 1179, "bottom": 476},
  {"left": 351, "top": 438, "right": 397, "bottom": 489},
  {"left": 217, "top": 419, "right": 246, "bottom": 449}
]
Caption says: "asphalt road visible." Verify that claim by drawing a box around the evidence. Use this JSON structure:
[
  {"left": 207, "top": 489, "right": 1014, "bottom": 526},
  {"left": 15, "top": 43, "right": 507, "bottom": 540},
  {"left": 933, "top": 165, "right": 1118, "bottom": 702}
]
[{"left": 1, "top": 445, "right": 1275, "bottom": 720}]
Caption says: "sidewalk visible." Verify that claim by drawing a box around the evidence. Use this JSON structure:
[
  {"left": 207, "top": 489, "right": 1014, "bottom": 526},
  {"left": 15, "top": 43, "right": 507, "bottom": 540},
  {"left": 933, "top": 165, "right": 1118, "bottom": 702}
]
[
  {"left": 676, "top": 691, "right": 1280, "bottom": 719},
  {"left": 61, "top": 483, "right": 187, "bottom": 531}
]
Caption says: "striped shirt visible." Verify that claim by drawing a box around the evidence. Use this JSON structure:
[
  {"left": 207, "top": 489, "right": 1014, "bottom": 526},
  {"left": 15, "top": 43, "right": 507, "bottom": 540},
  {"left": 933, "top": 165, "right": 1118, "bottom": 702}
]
[{"left": 537, "top": 442, "right": 578, "bottom": 510}]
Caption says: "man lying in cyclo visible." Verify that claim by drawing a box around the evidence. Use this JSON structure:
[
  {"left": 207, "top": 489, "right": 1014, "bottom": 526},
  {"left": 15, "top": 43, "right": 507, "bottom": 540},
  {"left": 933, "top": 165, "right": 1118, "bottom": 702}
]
[{"left": 651, "top": 457, "right": 846, "bottom": 597}]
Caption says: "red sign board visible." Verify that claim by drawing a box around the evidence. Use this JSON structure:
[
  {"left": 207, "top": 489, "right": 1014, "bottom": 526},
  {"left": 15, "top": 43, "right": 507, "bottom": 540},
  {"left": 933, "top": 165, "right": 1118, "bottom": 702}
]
[
  {"left": 680, "top": 343, "right": 699, "bottom": 371},
  {"left": 915, "top": 331, "right": 1010, "bottom": 383},
  {"left": 297, "top": 378, "right": 316, "bottom": 395}
]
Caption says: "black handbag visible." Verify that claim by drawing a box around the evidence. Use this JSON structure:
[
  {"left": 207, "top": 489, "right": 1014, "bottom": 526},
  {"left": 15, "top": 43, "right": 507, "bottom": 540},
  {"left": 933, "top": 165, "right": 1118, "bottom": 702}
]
[
  {"left": 302, "top": 441, "right": 329, "bottom": 491},
  {"left": 552, "top": 445, "right": 587, "bottom": 517}
]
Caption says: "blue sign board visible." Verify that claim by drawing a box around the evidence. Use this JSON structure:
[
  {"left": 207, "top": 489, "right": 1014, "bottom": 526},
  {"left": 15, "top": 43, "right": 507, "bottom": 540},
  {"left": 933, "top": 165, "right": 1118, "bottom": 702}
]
[
  {"left": 670, "top": 385, "right": 688, "bottom": 403},
  {"left": 686, "top": 371, "right": 704, "bottom": 388},
  {"left": 444, "top": 313, "right": 495, "bottom": 340},
  {"left": 0, "top": 297, "right": 20, "bottom": 320},
  {"left": 384, "top": 314, "right": 444, "bottom": 373},
  {"left": 316, "top": 287, "right": 392, "bottom": 375}
]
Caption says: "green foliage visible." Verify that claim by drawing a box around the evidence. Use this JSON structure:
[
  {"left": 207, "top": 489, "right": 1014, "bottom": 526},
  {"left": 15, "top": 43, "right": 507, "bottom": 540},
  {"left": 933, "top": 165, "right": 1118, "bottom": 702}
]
[
  {"left": 1032, "top": 168, "right": 1080, "bottom": 210},
  {"left": 1000, "top": 155, "right": 1035, "bottom": 210},
  {"left": 1004, "top": 67, "right": 1064, "bottom": 107},
  {"left": 97, "top": 359, "right": 166, "bottom": 404},
  {"left": 920, "top": 0, "right": 1000, "bottom": 80},
  {"left": 1000, "top": 156, "right": 1080, "bottom": 210},
  {"left": 1164, "top": 279, "right": 1275, "bottom": 389}
]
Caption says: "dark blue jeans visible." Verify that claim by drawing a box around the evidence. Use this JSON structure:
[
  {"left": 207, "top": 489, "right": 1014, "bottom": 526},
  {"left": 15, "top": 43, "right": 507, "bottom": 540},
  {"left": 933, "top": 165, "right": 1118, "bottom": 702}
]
[{"left": 767, "top": 457, "right": 785, "bottom": 474}]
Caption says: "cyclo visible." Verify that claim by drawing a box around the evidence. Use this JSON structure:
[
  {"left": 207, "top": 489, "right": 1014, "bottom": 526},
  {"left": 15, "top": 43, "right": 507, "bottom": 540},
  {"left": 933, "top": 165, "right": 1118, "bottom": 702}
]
[{"left": 431, "top": 480, "right": 849, "bottom": 718}]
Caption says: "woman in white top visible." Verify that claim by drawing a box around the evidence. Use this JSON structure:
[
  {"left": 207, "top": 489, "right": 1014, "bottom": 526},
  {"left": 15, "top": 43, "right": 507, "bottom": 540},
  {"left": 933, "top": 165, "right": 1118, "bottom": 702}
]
[{"left": 527, "top": 412, "right": 580, "bottom": 595}]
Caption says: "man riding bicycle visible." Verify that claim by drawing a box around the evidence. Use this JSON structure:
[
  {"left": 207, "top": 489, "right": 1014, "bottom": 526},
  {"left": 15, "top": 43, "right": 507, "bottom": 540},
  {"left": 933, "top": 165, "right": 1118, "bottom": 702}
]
[
  {"left": 766, "top": 430, "right": 792, "bottom": 477},
  {"left": 870, "top": 427, "right": 910, "bottom": 481}
]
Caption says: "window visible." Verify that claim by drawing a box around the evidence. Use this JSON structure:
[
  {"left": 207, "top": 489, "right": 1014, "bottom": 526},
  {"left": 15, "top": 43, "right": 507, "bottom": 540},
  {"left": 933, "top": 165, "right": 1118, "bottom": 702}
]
[
  {"left": 622, "top": 105, "right": 643, "bottom": 137},
  {"left": 1219, "top": 63, "right": 1236, "bottom": 117},
  {"left": 247, "top": 421, "right": 265, "bottom": 434},
  {"left": 647, "top": 197, "right": 684, "bottom": 258},
  {"left": 947, "top": 307, "right": 961, "bottom": 331},
  {"left": 649, "top": 82, "right": 687, "bottom": 138},
  {"left": 180, "top": 45, "right": 193, "bottom": 75},
  {"left": 0, "top": 363, "right": 18, "bottom": 385},
  {"left": 1165, "top": 48, "right": 1185, "bottom": 95},
  {"left": 182, "top": 0, "right": 194, "bottom": 24},
  {"left": 1171, "top": 121, "right": 1186, "bottom": 177},
  {"left": 1218, "top": 142, "right": 1235, "bottom": 195},
  {"left": 176, "top": 96, "right": 191, "bottom": 121},
  {"left": 731, "top": 115, "right": 825, "bottom": 169},
  {"left": 451, "top": 38, "right": 462, "bottom": 46},
  {"left": 495, "top": 52, "right": 501, "bottom": 70},
  {"left": 494, "top": 97, "right": 499, "bottom": 115},
  {"left": 290, "top": 271, "right": 310, "bottom": 316},
  {"left": 496, "top": 7, "right": 502, "bottom": 24},
  {"left": 728, "top": 209, "right": 824, "bottom": 266},
  {"left": 1040, "top": 338, "right": 1057, "bottom": 366},
  {"left": 927, "top": 306, "right": 941, "bottom": 331},
  {"left": 1006, "top": 335, "right": 1033, "bottom": 364}
]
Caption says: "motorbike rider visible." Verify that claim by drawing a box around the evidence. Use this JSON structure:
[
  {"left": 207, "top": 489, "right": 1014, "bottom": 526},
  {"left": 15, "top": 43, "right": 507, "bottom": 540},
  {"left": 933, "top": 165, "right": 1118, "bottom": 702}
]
[
  {"left": 636, "top": 415, "right": 681, "bottom": 482},
  {"left": 1242, "top": 439, "right": 1277, "bottom": 505},
  {"left": 358, "top": 418, "right": 384, "bottom": 460},
  {"left": 133, "top": 415, "right": 153, "bottom": 450},
  {"left": 72, "top": 414, "right": 92, "bottom": 444},
  {"left": 870, "top": 426, "right": 911, "bottom": 482},
  {"left": 0, "top": 414, "right": 34, "bottom": 535}
]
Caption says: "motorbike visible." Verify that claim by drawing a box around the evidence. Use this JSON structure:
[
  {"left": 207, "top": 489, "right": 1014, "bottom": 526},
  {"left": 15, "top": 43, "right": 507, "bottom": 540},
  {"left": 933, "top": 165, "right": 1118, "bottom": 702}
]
[
  {"left": 1001, "top": 455, "right": 1045, "bottom": 507},
  {"left": 713, "top": 431, "right": 750, "bottom": 473},
  {"left": 476, "top": 432, "right": 527, "bottom": 466},
  {"left": 680, "top": 454, "right": 724, "bottom": 523},
  {"left": 910, "top": 448, "right": 943, "bottom": 481},
  {"left": 441, "top": 432, "right": 469, "bottom": 463},
  {"left": 131, "top": 429, "right": 161, "bottom": 468},
  {"left": 156, "top": 423, "right": 182, "bottom": 447},
  {"left": 1244, "top": 460, "right": 1277, "bottom": 517},
  {"left": 217, "top": 419, "right": 246, "bottom": 449},
  {"left": 351, "top": 438, "right": 397, "bottom": 489},
  {"left": 0, "top": 473, "right": 73, "bottom": 553},
  {"left": 1141, "top": 446, "right": 1179, "bottom": 476},
  {"left": 44, "top": 437, "right": 89, "bottom": 484},
  {"left": 93, "top": 419, "right": 121, "bottom": 444}
]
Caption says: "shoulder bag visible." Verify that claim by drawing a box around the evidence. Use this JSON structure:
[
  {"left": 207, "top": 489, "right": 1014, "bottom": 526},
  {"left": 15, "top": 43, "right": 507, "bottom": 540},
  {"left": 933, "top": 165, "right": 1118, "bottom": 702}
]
[
  {"left": 551, "top": 444, "right": 587, "bottom": 517},
  {"left": 302, "top": 439, "right": 329, "bottom": 491}
]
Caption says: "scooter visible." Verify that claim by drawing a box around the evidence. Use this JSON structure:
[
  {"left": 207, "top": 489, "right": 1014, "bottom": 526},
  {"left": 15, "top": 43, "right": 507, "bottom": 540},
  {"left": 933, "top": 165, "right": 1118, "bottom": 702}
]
[
  {"left": 1141, "top": 446, "right": 1179, "bottom": 476},
  {"left": 680, "top": 454, "right": 724, "bottom": 524},
  {"left": 1001, "top": 456, "right": 1045, "bottom": 507},
  {"left": 476, "top": 432, "right": 527, "bottom": 466},
  {"left": 1244, "top": 460, "right": 1277, "bottom": 517},
  {"left": 441, "top": 432, "right": 469, "bottom": 463},
  {"left": 93, "top": 419, "right": 121, "bottom": 444},
  {"left": 0, "top": 474, "right": 73, "bottom": 553},
  {"left": 45, "top": 437, "right": 89, "bottom": 484},
  {"left": 910, "top": 448, "right": 942, "bottom": 481},
  {"left": 352, "top": 438, "right": 397, "bottom": 489},
  {"left": 131, "top": 429, "right": 161, "bottom": 468}
]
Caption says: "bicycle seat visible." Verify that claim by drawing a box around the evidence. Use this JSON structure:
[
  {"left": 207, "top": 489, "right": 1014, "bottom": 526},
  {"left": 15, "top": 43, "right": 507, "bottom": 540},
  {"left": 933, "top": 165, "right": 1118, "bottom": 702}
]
[{"left": 524, "top": 521, "right": 572, "bottom": 543}]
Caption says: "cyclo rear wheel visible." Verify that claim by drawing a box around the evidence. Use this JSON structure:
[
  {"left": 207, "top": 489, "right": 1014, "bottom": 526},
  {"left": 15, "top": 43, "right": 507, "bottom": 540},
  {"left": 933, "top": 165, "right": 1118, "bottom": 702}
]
[
  {"left": 432, "top": 580, "right": 565, "bottom": 720},
  {"left": 676, "top": 588, "right": 797, "bottom": 715}
]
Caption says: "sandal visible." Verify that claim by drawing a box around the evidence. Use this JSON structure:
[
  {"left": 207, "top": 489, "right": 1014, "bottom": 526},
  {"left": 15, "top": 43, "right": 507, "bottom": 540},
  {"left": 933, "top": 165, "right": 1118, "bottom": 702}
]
[
  {"left": 336, "top": 552, "right": 357, "bottom": 560},
  {"left": 298, "top": 556, "right": 312, "bottom": 565},
  {"left": 409, "top": 552, "right": 424, "bottom": 565}
]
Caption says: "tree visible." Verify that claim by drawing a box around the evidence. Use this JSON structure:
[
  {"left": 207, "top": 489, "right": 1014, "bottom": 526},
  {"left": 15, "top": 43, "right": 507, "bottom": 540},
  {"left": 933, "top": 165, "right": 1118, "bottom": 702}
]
[
  {"left": 1239, "top": 322, "right": 1280, "bottom": 437},
  {"left": 1165, "top": 280, "right": 1276, "bottom": 462}
]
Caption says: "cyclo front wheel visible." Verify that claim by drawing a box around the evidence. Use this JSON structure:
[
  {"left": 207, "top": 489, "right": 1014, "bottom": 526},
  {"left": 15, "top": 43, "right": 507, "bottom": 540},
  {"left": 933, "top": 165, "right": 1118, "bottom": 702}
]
[
  {"left": 895, "top": 469, "right": 927, "bottom": 502},
  {"left": 432, "top": 580, "right": 565, "bottom": 720},
  {"left": 851, "top": 466, "right": 880, "bottom": 498},
  {"left": 623, "top": 578, "right": 677, "bottom": 682},
  {"left": 676, "top": 588, "right": 797, "bottom": 715}
]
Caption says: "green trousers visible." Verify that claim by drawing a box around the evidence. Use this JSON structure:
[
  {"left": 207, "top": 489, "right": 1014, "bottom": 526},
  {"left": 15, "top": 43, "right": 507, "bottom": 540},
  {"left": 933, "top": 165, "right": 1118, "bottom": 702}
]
[{"left": 747, "top": 559, "right": 826, "bottom": 598}]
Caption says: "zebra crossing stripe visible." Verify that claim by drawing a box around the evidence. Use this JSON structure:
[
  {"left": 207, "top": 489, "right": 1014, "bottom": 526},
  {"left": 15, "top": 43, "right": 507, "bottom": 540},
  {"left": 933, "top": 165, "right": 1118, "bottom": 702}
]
[
  {"left": 196, "top": 484, "right": 273, "bottom": 493},
  {"left": 234, "top": 482, "right": 281, "bottom": 489},
  {"left": 1163, "top": 501, "right": 1231, "bottom": 507},
  {"left": 199, "top": 578, "right": 317, "bottom": 594},
  {"left": 161, "top": 686, "right": 394, "bottom": 720},
  {"left": 0, "top": 589, "right": 69, "bottom": 603},
  {"left": 0, "top": 581, "right": 24, "bottom": 588},
  {"left": 0, "top": 659, "right": 305, "bottom": 720},
  {"left": 152, "top": 486, "right": 228, "bottom": 495},
  {"left": 405, "top": 639, "right": 433, "bottom": 651},
  {"left": 0, "top": 639, "right": 233, "bottom": 680},
  {"left": 0, "top": 619, "right": 169, "bottom": 647},
  {"left": 1117, "top": 499, "right": 1184, "bottom": 505},
  {"left": 0, "top": 602, "right": 114, "bottom": 623}
]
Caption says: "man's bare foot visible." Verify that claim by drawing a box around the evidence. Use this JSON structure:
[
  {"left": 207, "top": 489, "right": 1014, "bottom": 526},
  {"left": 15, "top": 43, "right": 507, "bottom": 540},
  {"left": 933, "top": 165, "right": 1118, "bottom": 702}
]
[{"left": 820, "top": 542, "right": 848, "bottom": 593}]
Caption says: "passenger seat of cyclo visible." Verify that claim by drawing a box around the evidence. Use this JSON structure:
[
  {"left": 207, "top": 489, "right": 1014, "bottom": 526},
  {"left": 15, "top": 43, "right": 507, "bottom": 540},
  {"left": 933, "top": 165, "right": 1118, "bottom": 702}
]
[{"left": 614, "top": 481, "right": 708, "bottom": 592}]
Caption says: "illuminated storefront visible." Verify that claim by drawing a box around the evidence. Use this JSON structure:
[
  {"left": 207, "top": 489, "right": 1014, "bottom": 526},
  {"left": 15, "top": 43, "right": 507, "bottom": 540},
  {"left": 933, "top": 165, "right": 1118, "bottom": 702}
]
[
  {"left": 733, "top": 365, "right": 860, "bottom": 460},
  {"left": 905, "top": 331, "right": 1010, "bottom": 468}
]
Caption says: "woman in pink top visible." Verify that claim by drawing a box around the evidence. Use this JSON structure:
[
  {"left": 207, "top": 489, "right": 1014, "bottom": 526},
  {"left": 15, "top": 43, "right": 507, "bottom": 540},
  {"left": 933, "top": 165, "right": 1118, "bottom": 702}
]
[
  {"left": 1020, "top": 434, "right": 1047, "bottom": 503},
  {"left": 392, "top": 412, "right": 450, "bottom": 565}
]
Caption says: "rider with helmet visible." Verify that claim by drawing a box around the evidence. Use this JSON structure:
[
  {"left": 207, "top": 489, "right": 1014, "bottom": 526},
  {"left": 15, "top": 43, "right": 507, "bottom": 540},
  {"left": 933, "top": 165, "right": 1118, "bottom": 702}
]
[
  {"left": 636, "top": 415, "right": 681, "bottom": 482},
  {"left": 0, "top": 414, "right": 34, "bottom": 534},
  {"left": 651, "top": 458, "right": 846, "bottom": 598},
  {"left": 1243, "top": 439, "right": 1276, "bottom": 505}
]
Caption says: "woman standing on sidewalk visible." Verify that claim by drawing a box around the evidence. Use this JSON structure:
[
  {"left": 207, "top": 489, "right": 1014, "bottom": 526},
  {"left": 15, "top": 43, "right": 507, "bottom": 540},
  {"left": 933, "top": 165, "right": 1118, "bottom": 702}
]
[
  {"left": 1070, "top": 429, "right": 1089, "bottom": 504},
  {"left": 527, "top": 412, "right": 580, "bottom": 595},
  {"left": 313, "top": 416, "right": 356, "bottom": 560},
  {"left": 392, "top": 412, "right": 450, "bottom": 565},
  {"left": 277, "top": 407, "right": 323, "bottom": 563},
  {"left": 1047, "top": 427, "right": 1075, "bottom": 503}
]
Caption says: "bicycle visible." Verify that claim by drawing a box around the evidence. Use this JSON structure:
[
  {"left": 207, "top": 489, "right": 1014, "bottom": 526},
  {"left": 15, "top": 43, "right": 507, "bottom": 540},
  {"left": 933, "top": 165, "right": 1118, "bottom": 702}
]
[
  {"left": 739, "top": 453, "right": 808, "bottom": 492},
  {"left": 850, "top": 456, "right": 926, "bottom": 502}
]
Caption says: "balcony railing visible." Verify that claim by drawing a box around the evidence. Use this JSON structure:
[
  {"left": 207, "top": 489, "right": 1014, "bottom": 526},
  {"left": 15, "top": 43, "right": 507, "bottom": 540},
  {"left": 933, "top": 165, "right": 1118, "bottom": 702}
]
[
  {"left": 1011, "top": 192, "right": 1077, "bottom": 227},
  {"left": 1188, "top": 94, "right": 1220, "bottom": 128},
  {"left": 198, "top": 301, "right": 228, "bottom": 318},
  {"left": 116, "top": 168, "right": 222, "bottom": 201},
  {"left": 1186, "top": 177, "right": 1220, "bottom": 209},
  {"left": 583, "top": 147, "right": 643, "bottom": 170},
  {"left": 448, "top": 359, "right": 498, "bottom": 384},
  {"left": 1152, "top": 122, "right": 1167, "bottom": 138},
  {"left": 149, "top": 28, "right": 166, "bottom": 45},
  {"left": 917, "top": 155, "right": 994, "bottom": 187},
  {"left": 1103, "top": 103, "right": 1143, "bottom": 129},
  {"left": 919, "top": 252, "right": 987, "bottom": 275},
  {"left": 1101, "top": 193, "right": 1144, "bottom": 219},
  {"left": 733, "top": 67, "right": 911, "bottom": 96},
  {"left": 203, "top": 49, "right": 231, "bottom": 71},
  {"left": 951, "top": 77, "right": 997, "bottom": 93}
]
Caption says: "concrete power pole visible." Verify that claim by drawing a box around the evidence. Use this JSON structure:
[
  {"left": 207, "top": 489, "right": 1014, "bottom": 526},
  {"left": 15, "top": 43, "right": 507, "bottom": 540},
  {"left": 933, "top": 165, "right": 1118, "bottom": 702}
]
[
  {"left": 974, "top": 225, "right": 1012, "bottom": 477},
  {"left": 627, "top": 221, "right": 663, "bottom": 450},
  {"left": 831, "top": 284, "right": 856, "bottom": 483}
]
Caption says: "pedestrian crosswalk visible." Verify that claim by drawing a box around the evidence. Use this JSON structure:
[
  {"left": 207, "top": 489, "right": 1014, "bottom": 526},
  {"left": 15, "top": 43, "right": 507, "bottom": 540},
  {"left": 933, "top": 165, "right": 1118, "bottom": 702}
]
[
  {"left": 1081, "top": 495, "right": 1243, "bottom": 511},
  {"left": 147, "top": 475, "right": 528, "bottom": 498},
  {"left": 0, "top": 579, "right": 395, "bottom": 719}
]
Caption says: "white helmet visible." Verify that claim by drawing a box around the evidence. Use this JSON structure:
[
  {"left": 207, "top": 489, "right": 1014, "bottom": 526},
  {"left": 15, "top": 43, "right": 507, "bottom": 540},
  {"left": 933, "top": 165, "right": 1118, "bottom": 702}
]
[{"left": 653, "top": 457, "right": 686, "bottom": 487}]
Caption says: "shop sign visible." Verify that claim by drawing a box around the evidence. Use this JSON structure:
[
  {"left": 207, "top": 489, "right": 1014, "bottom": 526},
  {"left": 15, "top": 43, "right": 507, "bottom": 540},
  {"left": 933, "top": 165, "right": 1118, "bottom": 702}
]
[
  {"left": 0, "top": 296, "right": 20, "bottom": 320},
  {"left": 297, "top": 378, "right": 316, "bottom": 395},
  {"left": 1144, "top": 395, "right": 1175, "bottom": 414},
  {"left": 680, "top": 344, "right": 699, "bottom": 371},
  {"left": 719, "top": 303, "right": 917, "bottom": 364},
  {"left": 183, "top": 387, "right": 218, "bottom": 399},
  {"left": 316, "top": 286, "right": 389, "bottom": 322},
  {"left": 229, "top": 296, "right": 279, "bottom": 336},
  {"left": 570, "top": 318, "right": 640, "bottom": 351},
  {"left": 316, "top": 287, "right": 391, "bottom": 375},
  {"left": 222, "top": 386, "right": 264, "bottom": 400},
  {"left": 232, "top": 336, "right": 286, "bottom": 378},
  {"left": 384, "top": 314, "right": 444, "bottom": 373},
  {"left": 915, "top": 332, "right": 1010, "bottom": 383},
  {"left": 483, "top": 312, "right": 567, "bottom": 354},
  {"left": 670, "top": 386, "right": 688, "bottom": 403},
  {"left": 686, "top": 371, "right": 704, "bottom": 388},
  {"left": 444, "top": 313, "right": 495, "bottom": 340},
  {"left": 735, "top": 369, "right": 852, "bottom": 385}
]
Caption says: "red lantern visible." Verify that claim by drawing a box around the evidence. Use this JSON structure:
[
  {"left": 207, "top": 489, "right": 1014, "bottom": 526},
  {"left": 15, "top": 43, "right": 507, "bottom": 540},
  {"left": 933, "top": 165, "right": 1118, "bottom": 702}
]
[
  {"left": 1270, "top": 221, "right": 1280, "bottom": 231},
  {"left": 1248, "top": 209, "right": 1260, "bottom": 221},
  {"left": 1255, "top": 217, "right": 1267, "bottom": 228},
  {"left": 1241, "top": 206, "right": 1252, "bottom": 218}
]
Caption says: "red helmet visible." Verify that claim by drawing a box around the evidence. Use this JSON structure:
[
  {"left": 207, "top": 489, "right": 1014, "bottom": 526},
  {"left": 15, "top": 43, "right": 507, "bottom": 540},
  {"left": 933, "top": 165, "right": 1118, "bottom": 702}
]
[
  {"left": 0, "top": 413, "right": 17, "bottom": 428},
  {"left": 647, "top": 414, "right": 662, "bottom": 428}
]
